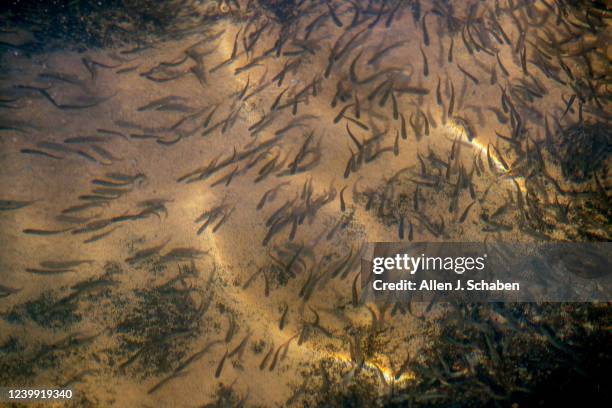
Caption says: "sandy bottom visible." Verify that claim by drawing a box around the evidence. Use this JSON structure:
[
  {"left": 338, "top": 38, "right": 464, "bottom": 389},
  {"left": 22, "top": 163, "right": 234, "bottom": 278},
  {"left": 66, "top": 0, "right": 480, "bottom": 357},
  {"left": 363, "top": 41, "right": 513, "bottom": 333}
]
[{"left": 0, "top": 1, "right": 610, "bottom": 407}]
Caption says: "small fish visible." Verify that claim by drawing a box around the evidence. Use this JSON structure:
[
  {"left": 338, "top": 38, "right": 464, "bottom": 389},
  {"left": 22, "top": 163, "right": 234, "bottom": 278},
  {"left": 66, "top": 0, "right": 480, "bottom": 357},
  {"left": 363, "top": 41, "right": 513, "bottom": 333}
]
[
  {"left": 136, "top": 95, "right": 185, "bottom": 112},
  {"left": 36, "top": 141, "right": 76, "bottom": 154},
  {"left": 0, "top": 284, "right": 21, "bottom": 298},
  {"left": 419, "top": 47, "right": 429, "bottom": 78},
  {"left": 491, "top": 144, "right": 509, "bottom": 170},
  {"left": 62, "top": 202, "right": 107, "bottom": 214},
  {"left": 393, "top": 131, "right": 399, "bottom": 156},
  {"left": 230, "top": 27, "right": 242, "bottom": 60},
  {"left": 26, "top": 268, "right": 75, "bottom": 275},
  {"left": 368, "top": 79, "right": 391, "bottom": 101},
  {"left": 215, "top": 349, "right": 229, "bottom": 378},
  {"left": 224, "top": 315, "right": 236, "bottom": 344},
  {"left": 269, "top": 344, "right": 283, "bottom": 372},
  {"left": 39, "top": 260, "right": 94, "bottom": 269},
  {"left": 257, "top": 183, "right": 289, "bottom": 211},
  {"left": 457, "top": 64, "right": 479, "bottom": 85},
  {"left": 422, "top": 12, "right": 430, "bottom": 46},
  {"left": 75, "top": 150, "right": 99, "bottom": 163},
  {"left": 238, "top": 75, "right": 250, "bottom": 100},
  {"left": 486, "top": 143, "right": 496, "bottom": 172},
  {"left": 23, "top": 227, "right": 73, "bottom": 235},
  {"left": 125, "top": 239, "right": 170, "bottom": 264},
  {"left": 212, "top": 208, "right": 234, "bottom": 233},
  {"left": 228, "top": 331, "right": 251, "bottom": 359},
  {"left": 326, "top": 1, "right": 343, "bottom": 27},
  {"left": 490, "top": 13, "right": 511, "bottom": 45},
  {"left": 116, "top": 65, "right": 140, "bottom": 74},
  {"left": 65, "top": 135, "right": 109, "bottom": 144},
  {"left": 159, "top": 247, "right": 208, "bottom": 263},
  {"left": 386, "top": 0, "right": 402, "bottom": 27},
  {"left": 417, "top": 153, "right": 427, "bottom": 176},
  {"left": 335, "top": 28, "right": 368, "bottom": 62},
  {"left": 390, "top": 91, "right": 399, "bottom": 120},
  {"left": 349, "top": 3, "right": 361, "bottom": 27},
  {"left": 263, "top": 270, "right": 270, "bottom": 296},
  {"left": 334, "top": 103, "right": 356, "bottom": 124},
  {"left": 344, "top": 153, "right": 354, "bottom": 179},
  {"left": 242, "top": 268, "right": 263, "bottom": 290},
  {"left": 448, "top": 80, "right": 455, "bottom": 117},
  {"left": 90, "top": 145, "right": 120, "bottom": 161},
  {"left": 259, "top": 343, "right": 275, "bottom": 370},
  {"left": 0, "top": 200, "right": 35, "bottom": 211},
  {"left": 148, "top": 371, "right": 188, "bottom": 395},
  {"left": 352, "top": 272, "right": 360, "bottom": 307},
  {"left": 420, "top": 110, "right": 430, "bottom": 136},
  {"left": 20, "top": 149, "right": 62, "bottom": 159},
  {"left": 368, "top": 40, "right": 406, "bottom": 65},
  {"left": 411, "top": 0, "right": 421, "bottom": 24},
  {"left": 488, "top": 108, "right": 509, "bottom": 124},
  {"left": 452, "top": 116, "right": 476, "bottom": 141},
  {"left": 459, "top": 201, "right": 476, "bottom": 223},
  {"left": 496, "top": 52, "right": 509, "bottom": 77},
  {"left": 83, "top": 226, "right": 121, "bottom": 244},
  {"left": 345, "top": 116, "right": 369, "bottom": 130},
  {"left": 129, "top": 133, "right": 157, "bottom": 140},
  {"left": 203, "top": 104, "right": 219, "bottom": 128},
  {"left": 409, "top": 113, "right": 421, "bottom": 141},
  {"left": 368, "top": 2, "right": 386, "bottom": 29},
  {"left": 271, "top": 87, "right": 289, "bottom": 111},
  {"left": 38, "top": 71, "right": 83, "bottom": 85},
  {"left": 400, "top": 113, "right": 407, "bottom": 139},
  {"left": 561, "top": 94, "right": 576, "bottom": 119},
  {"left": 408, "top": 220, "right": 414, "bottom": 241},
  {"left": 491, "top": 202, "right": 510, "bottom": 218},
  {"left": 450, "top": 137, "right": 459, "bottom": 160},
  {"left": 279, "top": 303, "right": 289, "bottom": 330},
  {"left": 211, "top": 165, "right": 239, "bottom": 187}
]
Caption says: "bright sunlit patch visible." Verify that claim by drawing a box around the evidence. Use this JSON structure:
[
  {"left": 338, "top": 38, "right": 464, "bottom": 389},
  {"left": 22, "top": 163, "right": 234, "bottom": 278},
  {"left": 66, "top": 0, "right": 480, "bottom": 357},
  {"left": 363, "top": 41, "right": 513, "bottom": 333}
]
[
  {"left": 444, "top": 121, "right": 526, "bottom": 193},
  {"left": 323, "top": 350, "right": 416, "bottom": 384},
  {"left": 445, "top": 120, "right": 504, "bottom": 172}
]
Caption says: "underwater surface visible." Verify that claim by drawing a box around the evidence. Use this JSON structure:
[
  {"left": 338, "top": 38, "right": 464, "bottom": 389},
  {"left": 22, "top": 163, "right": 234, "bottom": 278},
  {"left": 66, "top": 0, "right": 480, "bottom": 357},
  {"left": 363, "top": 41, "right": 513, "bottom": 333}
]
[{"left": 0, "top": 0, "right": 610, "bottom": 406}]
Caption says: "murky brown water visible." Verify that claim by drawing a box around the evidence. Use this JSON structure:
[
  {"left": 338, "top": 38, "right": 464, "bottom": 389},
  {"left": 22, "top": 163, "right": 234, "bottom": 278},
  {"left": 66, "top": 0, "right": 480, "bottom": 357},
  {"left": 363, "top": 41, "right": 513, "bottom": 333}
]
[{"left": 0, "top": 1, "right": 610, "bottom": 407}]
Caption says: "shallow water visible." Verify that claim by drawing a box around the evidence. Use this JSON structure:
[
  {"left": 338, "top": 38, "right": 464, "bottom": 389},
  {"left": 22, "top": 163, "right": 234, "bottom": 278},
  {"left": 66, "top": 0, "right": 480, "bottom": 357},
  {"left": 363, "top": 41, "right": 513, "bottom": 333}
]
[{"left": 0, "top": 0, "right": 610, "bottom": 407}]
